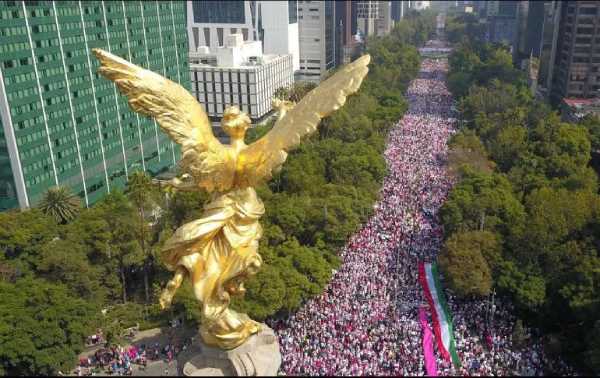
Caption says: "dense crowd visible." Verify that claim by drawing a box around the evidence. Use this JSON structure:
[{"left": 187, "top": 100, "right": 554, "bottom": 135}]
[
  {"left": 72, "top": 335, "right": 193, "bottom": 376},
  {"left": 271, "top": 41, "right": 576, "bottom": 376}
]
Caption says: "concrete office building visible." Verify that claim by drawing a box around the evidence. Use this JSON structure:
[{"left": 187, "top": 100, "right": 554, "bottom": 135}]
[
  {"left": 486, "top": 0, "right": 500, "bottom": 17},
  {"left": 255, "top": 1, "right": 300, "bottom": 72},
  {"left": 537, "top": 1, "right": 562, "bottom": 99},
  {"left": 472, "top": 1, "right": 488, "bottom": 16},
  {"left": 189, "top": 34, "right": 294, "bottom": 123},
  {"left": 335, "top": 1, "right": 352, "bottom": 66},
  {"left": 187, "top": 1, "right": 300, "bottom": 72},
  {"left": 355, "top": 1, "right": 394, "bottom": 38},
  {"left": 488, "top": 16, "right": 518, "bottom": 50},
  {"left": 0, "top": 0, "right": 188, "bottom": 210},
  {"left": 376, "top": 1, "right": 394, "bottom": 37},
  {"left": 482, "top": 0, "right": 529, "bottom": 62},
  {"left": 297, "top": 1, "right": 336, "bottom": 83},
  {"left": 392, "top": 1, "right": 410, "bottom": 22},
  {"left": 356, "top": 1, "right": 378, "bottom": 37},
  {"left": 549, "top": 1, "right": 600, "bottom": 104},
  {"left": 336, "top": 1, "right": 354, "bottom": 45},
  {"left": 335, "top": 1, "right": 364, "bottom": 66},
  {"left": 515, "top": 1, "right": 529, "bottom": 62},
  {"left": 187, "top": 1, "right": 257, "bottom": 51},
  {"left": 524, "top": 0, "right": 546, "bottom": 58}
]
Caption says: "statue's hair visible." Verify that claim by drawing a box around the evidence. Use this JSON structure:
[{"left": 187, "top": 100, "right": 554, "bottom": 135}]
[
  {"left": 223, "top": 105, "right": 241, "bottom": 120},
  {"left": 221, "top": 105, "right": 250, "bottom": 133}
]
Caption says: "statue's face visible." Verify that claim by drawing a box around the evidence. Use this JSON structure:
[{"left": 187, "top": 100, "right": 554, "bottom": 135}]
[{"left": 222, "top": 113, "right": 250, "bottom": 140}]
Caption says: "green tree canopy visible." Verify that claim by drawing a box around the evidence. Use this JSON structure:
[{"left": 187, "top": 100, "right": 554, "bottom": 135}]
[
  {"left": 438, "top": 231, "right": 501, "bottom": 297},
  {"left": 440, "top": 168, "right": 525, "bottom": 238},
  {"left": 446, "top": 34, "right": 600, "bottom": 373},
  {"left": 0, "top": 277, "right": 97, "bottom": 375}
]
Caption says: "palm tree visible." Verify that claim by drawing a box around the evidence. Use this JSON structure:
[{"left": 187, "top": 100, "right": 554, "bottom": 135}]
[{"left": 38, "top": 186, "right": 81, "bottom": 224}]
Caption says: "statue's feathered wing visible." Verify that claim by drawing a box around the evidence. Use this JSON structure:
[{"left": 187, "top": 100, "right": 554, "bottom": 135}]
[
  {"left": 92, "top": 48, "right": 234, "bottom": 192},
  {"left": 237, "top": 54, "right": 371, "bottom": 187}
]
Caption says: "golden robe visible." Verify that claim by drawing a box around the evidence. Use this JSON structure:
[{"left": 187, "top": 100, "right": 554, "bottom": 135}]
[{"left": 161, "top": 187, "right": 264, "bottom": 349}]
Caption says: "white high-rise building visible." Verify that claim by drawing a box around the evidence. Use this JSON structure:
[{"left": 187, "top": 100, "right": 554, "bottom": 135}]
[
  {"left": 187, "top": 1, "right": 300, "bottom": 73},
  {"left": 297, "top": 1, "right": 336, "bottom": 83},
  {"left": 189, "top": 34, "right": 294, "bottom": 123},
  {"left": 256, "top": 1, "right": 300, "bottom": 72}
]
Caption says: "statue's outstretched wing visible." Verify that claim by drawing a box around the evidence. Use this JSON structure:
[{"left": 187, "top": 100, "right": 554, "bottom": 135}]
[
  {"left": 237, "top": 54, "right": 370, "bottom": 187},
  {"left": 93, "top": 48, "right": 234, "bottom": 192}
]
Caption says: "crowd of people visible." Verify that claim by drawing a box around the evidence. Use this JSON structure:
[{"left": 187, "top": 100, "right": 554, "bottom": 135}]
[
  {"left": 270, "top": 41, "right": 576, "bottom": 376},
  {"left": 73, "top": 336, "right": 193, "bottom": 376}
]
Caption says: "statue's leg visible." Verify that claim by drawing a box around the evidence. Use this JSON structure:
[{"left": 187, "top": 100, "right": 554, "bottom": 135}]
[
  {"left": 212, "top": 242, "right": 262, "bottom": 334},
  {"left": 195, "top": 238, "right": 263, "bottom": 349},
  {"left": 222, "top": 241, "right": 262, "bottom": 297},
  {"left": 159, "top": 266, "right": 187, "bottom": 309}
]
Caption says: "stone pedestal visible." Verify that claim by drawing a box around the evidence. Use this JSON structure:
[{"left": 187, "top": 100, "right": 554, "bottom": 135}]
[{"left": 177, "top": 324, "right": 281, "bottom": 376}]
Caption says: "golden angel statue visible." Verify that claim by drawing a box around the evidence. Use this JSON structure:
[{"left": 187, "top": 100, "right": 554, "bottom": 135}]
[{"left": 93, "top": 48, "right": 370, "bottom": 350}]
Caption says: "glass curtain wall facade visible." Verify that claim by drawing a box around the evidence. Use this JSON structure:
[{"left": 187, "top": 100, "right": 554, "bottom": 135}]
[{"left": 0, "top": 1, "right": 189, "bottom": 210}]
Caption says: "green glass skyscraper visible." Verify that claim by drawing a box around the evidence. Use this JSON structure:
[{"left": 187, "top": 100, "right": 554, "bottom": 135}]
[{"left": 0, "top": 0, "right": 190, "bottom": 210}]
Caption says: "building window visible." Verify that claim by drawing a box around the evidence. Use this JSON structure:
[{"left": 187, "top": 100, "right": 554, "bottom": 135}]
[
  {"left": 575, "top": 37, "right": 592, "bottom": 44},
  {"left": 579, "top": 7, "right": 598, "bottom": 16},
  {"left": 576, "top": 27, "right": 594, "bottom": 35},
  {"left": 217, "top": 28, "right": 224, "bottom": 46},
  {"left": 203, "top": 27, "right": 210, "bottom": 46}
]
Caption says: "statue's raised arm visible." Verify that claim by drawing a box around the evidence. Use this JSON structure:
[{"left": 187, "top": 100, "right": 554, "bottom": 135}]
[{"left": 237, "top": 54, "right": 371, "bottom": 187}]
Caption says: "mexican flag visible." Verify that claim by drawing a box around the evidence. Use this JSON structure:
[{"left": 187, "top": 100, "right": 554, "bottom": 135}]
[{"left": 418, "top": 261, "right": 461, "bottom": 368}]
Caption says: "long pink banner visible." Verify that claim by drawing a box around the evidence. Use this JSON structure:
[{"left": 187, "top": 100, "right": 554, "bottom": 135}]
[{"left": 419, "top": 307, "right": 438, "bottom": 377}]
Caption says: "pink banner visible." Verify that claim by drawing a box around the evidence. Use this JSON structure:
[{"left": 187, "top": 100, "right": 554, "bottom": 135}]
[{"left": 419, "top": 307, "right": 438, "bottom": 377}]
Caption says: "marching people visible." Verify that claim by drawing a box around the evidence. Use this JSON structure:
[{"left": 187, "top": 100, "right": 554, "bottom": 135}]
[{"left": 271, "top": 42, "right": 574, "bottom": 377}]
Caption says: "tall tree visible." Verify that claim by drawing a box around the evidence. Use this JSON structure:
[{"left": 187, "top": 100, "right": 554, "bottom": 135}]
[
  {"left": 125, "top": 171, "right": 158, "bottom": 304},
  {"left": 97, "top": 192, "right": 143, "bottom": 303},
  {"left": 438, "top": 230, "right": 500, "bottom": 297}
]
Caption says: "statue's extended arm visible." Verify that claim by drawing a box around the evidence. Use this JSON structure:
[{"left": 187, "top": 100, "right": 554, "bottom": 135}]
[
  {"left": 154, "top": 174, "right": 199, "bottom": 192},
  {"left": 171, "top": 174, "right": 199, "bottom": 191},
  {"left": 159, "top": 266, "right": 186, "bottom": 309}
]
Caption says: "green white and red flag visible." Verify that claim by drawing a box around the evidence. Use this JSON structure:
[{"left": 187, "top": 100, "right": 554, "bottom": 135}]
[{"left": 418, "top": 261, "right": 461, "bottom": 368}]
